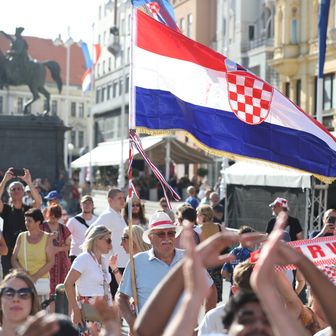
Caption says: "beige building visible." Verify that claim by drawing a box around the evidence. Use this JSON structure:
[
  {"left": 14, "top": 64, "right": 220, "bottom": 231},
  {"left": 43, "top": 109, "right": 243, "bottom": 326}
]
[
  {"left": 172, "top": 0, "right": 216, "bottom": 47},
  {"left": 270, "top": 0, "right": 336, "bottom": 130}
]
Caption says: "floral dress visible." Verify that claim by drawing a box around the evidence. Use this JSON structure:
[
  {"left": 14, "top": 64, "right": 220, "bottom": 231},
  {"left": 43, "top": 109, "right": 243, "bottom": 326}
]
[{"left": 41, "top": 222, "right": 71, "bottom": 295}]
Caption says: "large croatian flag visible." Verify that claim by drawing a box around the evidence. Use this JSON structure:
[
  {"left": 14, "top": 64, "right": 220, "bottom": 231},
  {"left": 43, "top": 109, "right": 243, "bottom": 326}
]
[{"left": 134, "top": 10, "right": 336, "bottom": 182}]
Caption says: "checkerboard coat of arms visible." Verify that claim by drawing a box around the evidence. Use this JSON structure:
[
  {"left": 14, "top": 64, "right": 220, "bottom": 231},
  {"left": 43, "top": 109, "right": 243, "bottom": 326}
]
[{"left": 225, "top": 59, "right": 274, "bottom": 125}]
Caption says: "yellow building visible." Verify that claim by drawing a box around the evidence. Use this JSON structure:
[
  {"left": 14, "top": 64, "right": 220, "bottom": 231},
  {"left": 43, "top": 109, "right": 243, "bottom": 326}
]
[{"left": 270, "top": 0, "right": 336, "bottom": 130}]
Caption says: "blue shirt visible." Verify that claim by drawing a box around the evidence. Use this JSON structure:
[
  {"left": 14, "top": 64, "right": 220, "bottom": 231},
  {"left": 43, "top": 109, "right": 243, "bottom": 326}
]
[
  {"left": 118, "top": 248, "right": 184, "bottom": 311},
  {"left": 185, "top": 196, "right": 199, "bottom": 209},
  {"left": 222, "top": 246, "right": 251, "bottom": 283}
]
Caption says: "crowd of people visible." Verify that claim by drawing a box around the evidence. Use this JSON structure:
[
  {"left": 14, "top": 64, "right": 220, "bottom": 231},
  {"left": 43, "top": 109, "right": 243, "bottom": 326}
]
[{"left": 0, "top": 167, "right": 335, "bottom": 336}]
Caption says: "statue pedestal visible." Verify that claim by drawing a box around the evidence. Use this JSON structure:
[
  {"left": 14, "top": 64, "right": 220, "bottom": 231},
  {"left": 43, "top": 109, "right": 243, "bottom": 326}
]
[{"left": 0, "top": 115, "right": 68, "bottom": 183}]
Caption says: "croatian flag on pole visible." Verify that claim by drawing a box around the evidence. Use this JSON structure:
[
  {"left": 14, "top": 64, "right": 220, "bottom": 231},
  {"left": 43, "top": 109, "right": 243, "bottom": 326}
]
[{"left": 134, "top": 10, "right": 336, "bottom": 182}]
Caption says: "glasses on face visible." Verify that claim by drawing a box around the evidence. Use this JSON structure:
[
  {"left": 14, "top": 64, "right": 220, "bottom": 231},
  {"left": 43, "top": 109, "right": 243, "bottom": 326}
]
[
  {"left": 151, "top": 231, "right": 176, "bottom": 239},
  {"left": 121, "top": 236, "right": 129, "bottom": 242},
  {"left": 1, "top": 287, "right": 33, "bottom": 300}
]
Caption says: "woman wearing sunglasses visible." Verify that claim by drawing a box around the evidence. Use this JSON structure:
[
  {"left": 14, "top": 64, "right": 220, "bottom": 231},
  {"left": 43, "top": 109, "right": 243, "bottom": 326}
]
[
  {"left": 0, "top": 269, "right": 40, "bottom": 336},
  {"left": 123, "top": 196, "right": 148, "bottom": 228},
  {"left": 64, "top": 225, "right": 114, "bottom": 335}
]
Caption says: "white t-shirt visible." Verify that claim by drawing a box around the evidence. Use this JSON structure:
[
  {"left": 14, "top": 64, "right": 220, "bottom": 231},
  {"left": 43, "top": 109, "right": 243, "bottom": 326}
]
[
  {"left": 314, "top": 327, "right": 332, "bottom": 336},
  {"left": 197, "top": 303, "right": 226, "bottom": 336},
  {"left": 92, "top": 207, "right": 129, "bottom": 268},
  {"left": 67, "top": 213, "right": 97, "bottom": 256},
  {"left": 71, "top": 252, "right": 111, "bottom": 297}
]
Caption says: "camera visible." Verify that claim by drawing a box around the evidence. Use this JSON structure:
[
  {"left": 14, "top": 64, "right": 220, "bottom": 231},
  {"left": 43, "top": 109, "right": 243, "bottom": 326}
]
[{"left": 11, "top": 168, "right": 25, "bottom": 176}]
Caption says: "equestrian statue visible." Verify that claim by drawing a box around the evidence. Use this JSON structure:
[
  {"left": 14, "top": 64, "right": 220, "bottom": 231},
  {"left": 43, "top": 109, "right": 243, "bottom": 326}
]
[{"left": 0, "top": 27, "right": 62, "bottom": 115}]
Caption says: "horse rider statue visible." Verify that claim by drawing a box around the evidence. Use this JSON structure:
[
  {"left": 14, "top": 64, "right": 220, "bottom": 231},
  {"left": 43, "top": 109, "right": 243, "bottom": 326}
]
[
  {"left": 0, "top": 27, "right": 30, "bottom": 80},
  {"left": 0, "top": 27, "right": 62, "bottom": 115}
]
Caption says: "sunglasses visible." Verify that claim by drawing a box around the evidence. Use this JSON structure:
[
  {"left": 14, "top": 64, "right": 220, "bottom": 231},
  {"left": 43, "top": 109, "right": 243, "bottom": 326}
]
[
  {"left": 151, "top": 231, "right": 176, "bottom": 239},
  {"left": 121, "top": 236, "right": 129, "bottom": 242},
  {"left": 1, "top": 287, "right": 33, "bottom": 300},
  {"left": 132, "top": 204, "right": 141, "bottom": 208}
]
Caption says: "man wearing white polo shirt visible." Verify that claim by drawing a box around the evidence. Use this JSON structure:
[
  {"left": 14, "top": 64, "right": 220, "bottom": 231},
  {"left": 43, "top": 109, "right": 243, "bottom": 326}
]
[{"left": 92, "top": 187, "right": 129, "bottom": 297}]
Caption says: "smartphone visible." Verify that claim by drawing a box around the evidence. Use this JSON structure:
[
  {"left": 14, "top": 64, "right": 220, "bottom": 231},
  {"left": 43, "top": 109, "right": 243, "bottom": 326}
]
[{"left": 11, "top": 168, "right": 25, "bottom": 176}]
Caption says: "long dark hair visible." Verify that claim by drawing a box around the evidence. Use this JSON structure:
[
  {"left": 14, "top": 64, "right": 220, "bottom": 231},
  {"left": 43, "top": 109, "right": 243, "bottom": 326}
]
[{"left": 123, "top": 196, "right": 148, "bottom": 226}]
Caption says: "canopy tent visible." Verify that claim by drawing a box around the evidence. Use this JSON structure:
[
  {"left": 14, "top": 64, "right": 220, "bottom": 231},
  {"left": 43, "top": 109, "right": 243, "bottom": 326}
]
[
  {"left": 71, "top": 135, "right": 212, "bottom": 168},
  {"left": 223, "top": 161, "right": 312, "bottom": 189},
  {"left": 222, "top": 161, "right": 325, "bottom": 236}
]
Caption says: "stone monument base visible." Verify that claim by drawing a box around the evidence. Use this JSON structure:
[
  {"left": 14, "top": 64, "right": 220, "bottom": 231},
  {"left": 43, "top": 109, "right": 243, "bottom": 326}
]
[{"left": 0, "top": 115, "right": 68, "bottom": 184}]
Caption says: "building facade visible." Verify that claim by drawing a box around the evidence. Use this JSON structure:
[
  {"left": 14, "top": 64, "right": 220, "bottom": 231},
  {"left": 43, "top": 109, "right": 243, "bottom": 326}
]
[{"left": 270, "top": 0, "right": 336, "bottom": 130}]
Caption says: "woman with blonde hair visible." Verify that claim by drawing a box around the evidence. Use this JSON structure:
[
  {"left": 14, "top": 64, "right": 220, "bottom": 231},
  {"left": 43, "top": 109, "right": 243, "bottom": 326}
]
[
  {"left": 0, "top": 269, "right": 41, "bottom": 336},
  {"left": 111, "top": 225, "right": 151, "bottom": 284},
  {"left": 64, "top": 225, "right": 114, "bottom": 335}
]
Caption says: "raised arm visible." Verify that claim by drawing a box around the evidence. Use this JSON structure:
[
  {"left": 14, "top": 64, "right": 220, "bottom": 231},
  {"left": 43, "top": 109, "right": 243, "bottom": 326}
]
[
  {"left": 0, "top": 232, "right": 8, "bottom": 256},
  {"left": 0, "top": 168, "right": 15, "bottom": 213},
  {"left": 250, "top": 212, "right": 309, "bottom": 336},
  {"left": 20, "top": 169, "right": 42, "bottom": 209}
]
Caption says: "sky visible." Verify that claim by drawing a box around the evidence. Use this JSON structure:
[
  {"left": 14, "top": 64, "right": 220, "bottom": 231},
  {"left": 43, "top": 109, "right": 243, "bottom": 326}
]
[{"left": 0, "top": 0, "right": 98, "bottom": 45}]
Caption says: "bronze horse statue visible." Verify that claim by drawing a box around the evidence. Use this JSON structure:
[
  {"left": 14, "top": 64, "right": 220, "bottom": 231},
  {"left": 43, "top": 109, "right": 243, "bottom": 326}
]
[{"left": 0, "top": 29, "right": 62, "bottom": 115}]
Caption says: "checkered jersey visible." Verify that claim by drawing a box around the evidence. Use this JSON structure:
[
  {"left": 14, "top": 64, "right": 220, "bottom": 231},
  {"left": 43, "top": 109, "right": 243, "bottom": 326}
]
[{"left": 227, "top": 72, "right": 273, "bottom": 125}]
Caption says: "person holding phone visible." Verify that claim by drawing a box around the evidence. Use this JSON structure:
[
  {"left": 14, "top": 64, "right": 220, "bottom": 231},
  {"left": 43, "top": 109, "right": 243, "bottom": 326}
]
[
  {"left": 309, "top": 209, "right": 336, "bottom": 239},
  {"left": 0, "top": 168, "right": 42, "bottom": 276}
]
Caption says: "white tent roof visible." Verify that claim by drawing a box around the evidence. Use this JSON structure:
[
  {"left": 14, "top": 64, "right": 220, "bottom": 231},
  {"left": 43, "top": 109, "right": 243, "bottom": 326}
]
[
  {"left": 223, "top": 161, "right": 311, "bottom": 189},
  {"left": 71, "top": 135, "right": 212, "bottom": 168}
]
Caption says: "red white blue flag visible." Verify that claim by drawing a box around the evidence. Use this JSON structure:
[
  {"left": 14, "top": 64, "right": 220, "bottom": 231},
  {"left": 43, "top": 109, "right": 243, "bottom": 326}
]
[
  {"left": 134, "top": 10, "right": 336, "bottom": 183},
  {"left": 80, "top": 42, "right": 101, "bottom": 93},
  {"left": 131, "top": 0, "right": 179, "bottom": 31}
]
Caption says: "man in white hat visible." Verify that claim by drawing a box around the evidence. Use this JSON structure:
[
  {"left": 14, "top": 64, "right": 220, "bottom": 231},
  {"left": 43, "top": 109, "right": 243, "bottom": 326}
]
[
  {"left": 116, "top": 211, "right": 214, "bottom": 334},
  {"left": 266, "top": 197, "right": 303, "bottom": 241}
]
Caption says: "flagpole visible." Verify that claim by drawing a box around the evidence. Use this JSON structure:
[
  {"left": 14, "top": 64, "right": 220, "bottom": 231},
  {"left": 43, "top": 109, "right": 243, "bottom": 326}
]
[
  {"left": 88, "top": 23, "right": 96, "bottom": 186},
  {"left": 129, "top": 4, "right": 138, "bottom": 311},
  {"left": 317, "top": 0, "right": 330, "bottom": 123}
]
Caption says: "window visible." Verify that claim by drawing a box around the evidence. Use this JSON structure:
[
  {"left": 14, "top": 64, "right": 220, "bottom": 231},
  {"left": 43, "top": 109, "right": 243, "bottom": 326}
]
[
  {"left": 119, "top": 79, "right": 123, "bottom": 95},
  {"left": 96, "top": 89, "right": 100, "bottom": 103},
  {"left": 108, "top": 57, "right": 112, "bottom": 71},
  {"left": 0, "top": 96, "right": 3, "bottom": 114},
  {"left": 106, "top": 85, "right": 111, "bottom": 100},
  {"left": 98, "top": 5, "right": 102, "bottom": 20},
  {"left": 314, "top": 74, "right": 335, "bottom": 113},
  {"left": 125, "top": 76, "right": 129, "bottom": 93},
  {"left": 113, "top": 81, "right": 118, "bottom": 98},
  {"left": 78, "top": 103, "right": 84, "bottom": 118},
  {"left": 296, "top": 79, "right": 301, "bottom": 107},
  {"left": 323, "top": 74, "right": 334, "bottom": 110},
  {"left": 180, "top": 18, "right": 185, "bottom": 33},
  {"left": 51, "top": 100, "right": 58, "bottom": 115},
  {"left": 248, "top": 25, "right": 255, "bottom": 40},
  {"left": 78, "top": 131, "right": 84, "bottom": 148},
  {"left": 187, "top": 14, "right": 192, "bottom": 37},
  {"left": 17, "top": 98, "right": 23, "bottom": 114},
  {"left": 101, "top": 87, "right": 106, "bottom": 102},
  {"left": 291, "top": 19, "right": 298, "bottom": 43},
  {"left": 127, "top": 47, "right": 130, "bottom": 64},
  {"left": 71, "top": 102, "right": 76, "bottom": 117},
  {"left": 43, "top": 100, "right": 48, "bottom": 112},
  {"left": 121, "top": 18, "right": 126, "bottom": 35},
  {"left": 285, "top": 82, "right": 290, "bottom": 98},
  {"left": 103, "top": 31, "right": 106, "bottom": 46},
  {"left": 71, "top": 131, "right": 76, "bottom": 146}
]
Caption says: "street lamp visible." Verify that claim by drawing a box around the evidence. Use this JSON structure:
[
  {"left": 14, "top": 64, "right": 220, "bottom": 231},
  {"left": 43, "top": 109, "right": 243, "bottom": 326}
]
[
  {"left": 107, "top": 0, "right": 128, "bottom": 189},
  {"left": 68, "top": 143, "right": 74, "bottom": 179},
  {"left": 53, "top": 30, "right": 74, "bottom": 174}
]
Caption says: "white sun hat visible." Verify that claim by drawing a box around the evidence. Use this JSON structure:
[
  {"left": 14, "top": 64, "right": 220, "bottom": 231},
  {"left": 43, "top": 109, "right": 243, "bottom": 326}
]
[{"left": 142, "top": 211, "right": 183, "bottom": 244}]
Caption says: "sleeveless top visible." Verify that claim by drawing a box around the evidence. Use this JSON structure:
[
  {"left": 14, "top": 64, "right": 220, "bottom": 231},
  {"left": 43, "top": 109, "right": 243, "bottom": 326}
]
[
  {"left": 199, "top": 222, "right": 221, "bottom": 242},
  {"left": 17, "top": 232, "right": 49, "bottom": 278}
]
